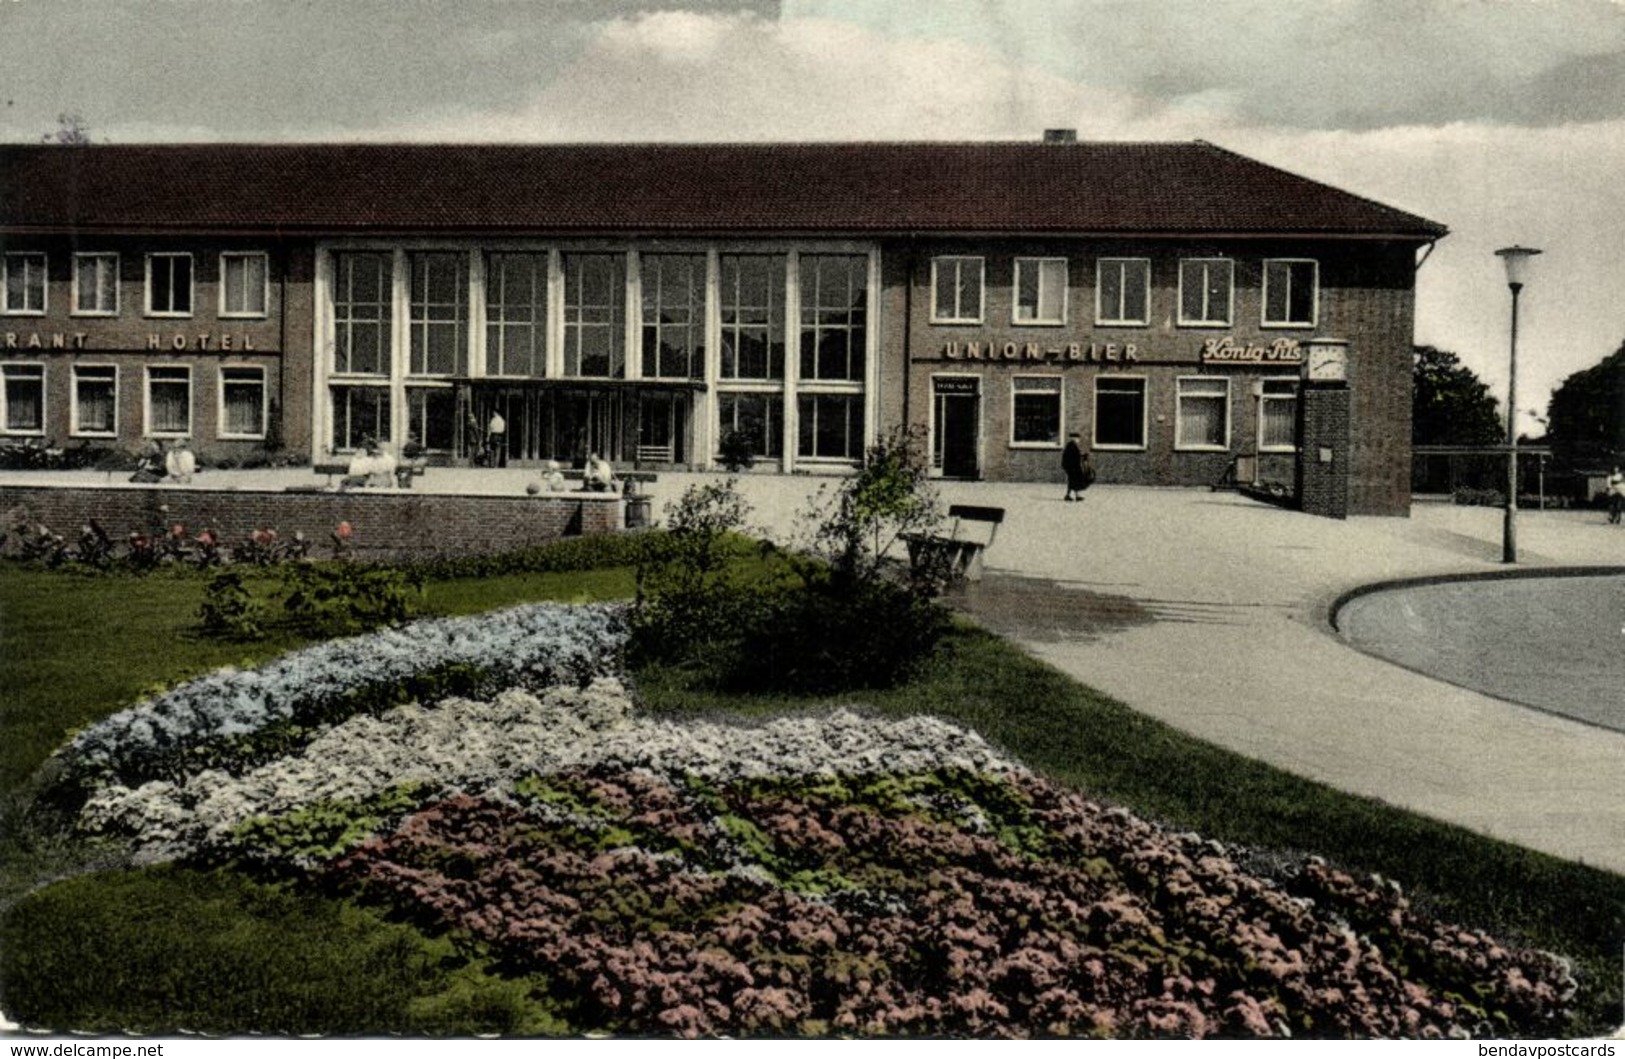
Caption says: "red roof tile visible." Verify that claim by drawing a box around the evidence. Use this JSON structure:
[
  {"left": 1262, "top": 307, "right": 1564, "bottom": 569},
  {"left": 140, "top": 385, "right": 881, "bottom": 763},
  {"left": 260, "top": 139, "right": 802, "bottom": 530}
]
[{"left": 0, "top": 141, "right": 1447, "bottom": 239}]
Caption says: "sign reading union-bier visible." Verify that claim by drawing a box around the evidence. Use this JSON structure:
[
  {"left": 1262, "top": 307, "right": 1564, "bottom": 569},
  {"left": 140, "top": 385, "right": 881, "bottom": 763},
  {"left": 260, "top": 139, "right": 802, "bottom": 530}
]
[
  {"left": 942, "top": 340, "right": 1140, "bottom": 363},
  {"left": 1200, "top": 337, "right": 1302, "bottom": 364}
]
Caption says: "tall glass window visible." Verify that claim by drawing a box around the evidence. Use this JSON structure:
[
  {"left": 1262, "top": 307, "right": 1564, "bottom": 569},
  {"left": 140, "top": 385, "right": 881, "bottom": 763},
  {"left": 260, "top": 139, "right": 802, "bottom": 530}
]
[
  {"left": 407, "top": 387, "right": 458, "bottom": 452},
  {"left": 332, "top": 252, "right": 391, "bottom": 375},
  {"left": 1096, "top": 258, "right": 1149, "bottom": 325},
  {"left": 1013, "top": 258, "right": 1067, "bottom": 325},
  {"left": 2, "top": 364, "right": 44, "bottom": 434},
  {"left": 409, "top": 251, "right": 467, "bottom": 376},
  {"left": 146, "top": 253, "right": 193, "bottom": 316},
  {"left": 1178, "top": 258, "right": 1233, "bottom": 326},
  {"left": 563, "top": 253, "right": 625, "bottom": 378},
  {"left": 1263, "top": 259, "right": 1318, "bottom": 327},
  {"left": 332, "top": 386, "right": 390, "bottom": 451},
  {"left": 930, "top": 256, "right": 983, "bottom": 324},
  {"left": 1011, "top": 376, "right": 1063, "bottom": 446},
  {"left": 1177, "top": 377, "right": 1230, "bottom": 450},
  {"left": 641, "top": 254, "right": 705, "bottom": 379},
  {"left": 718, "top": 392, "right": 782, "bottom": 458},
  {"left": 1094, "top": 376, "right": 1146, "bottom": 449},
  {"left": 4, "top": 253, "right": 48, "bottom": 315},
  {"left": 146, "top": 366, "right": 192, "bottom": 437},
  {"left": 799, "top": 254, "right": 867, "bottom": 381},
  {"left": 1259, "top": 378, "right": 1299, "bottom": 452},
  {"left": 486, "top": 252, "right": 547, "bottom": 377},
  {"left": 796, "top": 393, "right": 864, "bottom": 460},
  {"left": 220, "top": 367, "right": 266, "bottom": 438},
  {"left": 73, "top": 366, "right": 117, "bottom": 436},
  {"left": 73, "top": 253, "right": 118, "bottom": 316},
  {"left": 221, "top": 252, "right": 269, "bottom": 318},
  {"left": 720, "top": 254, "right": 786, "bottom": 380}
]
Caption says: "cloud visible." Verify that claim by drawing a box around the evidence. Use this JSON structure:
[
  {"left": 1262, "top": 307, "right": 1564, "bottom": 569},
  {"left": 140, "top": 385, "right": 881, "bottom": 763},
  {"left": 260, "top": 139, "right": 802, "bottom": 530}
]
[{"left": 386, "top": 8, "right": 1625, "bottom": 423}]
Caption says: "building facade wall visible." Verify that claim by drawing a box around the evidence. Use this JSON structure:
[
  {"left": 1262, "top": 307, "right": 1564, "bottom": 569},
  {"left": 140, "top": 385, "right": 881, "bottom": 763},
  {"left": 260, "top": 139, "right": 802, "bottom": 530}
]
[
  {"left": 881, "top": 236, "right": 1417, "bottom": 514},
  {"left": 1, "top": 235, "right": 304, "bottom": 464}
]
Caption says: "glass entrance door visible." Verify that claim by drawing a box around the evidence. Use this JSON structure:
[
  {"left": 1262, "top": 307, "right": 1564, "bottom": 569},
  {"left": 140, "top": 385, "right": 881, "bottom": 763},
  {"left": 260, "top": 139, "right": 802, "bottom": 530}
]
[
  {"left": 933, "top": 377, "right": 981, "bottom": 479},
  {"left": 637, "top": 391, "right": 687, "bottom": 465},
  {"left": 557, "top": 390, "right": 626, "bottom": 464}
]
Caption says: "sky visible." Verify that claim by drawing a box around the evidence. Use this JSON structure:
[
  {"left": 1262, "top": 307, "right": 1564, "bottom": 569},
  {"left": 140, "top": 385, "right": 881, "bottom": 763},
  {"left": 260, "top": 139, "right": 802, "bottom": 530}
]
[{"left": 3, "top": 0, "right": 1623, "bottom": 433}]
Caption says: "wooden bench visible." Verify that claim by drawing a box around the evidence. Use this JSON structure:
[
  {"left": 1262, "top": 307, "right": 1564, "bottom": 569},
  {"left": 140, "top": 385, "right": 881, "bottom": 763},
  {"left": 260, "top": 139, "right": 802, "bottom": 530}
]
[
  {"left": 313, "top": 460, "right": 427, "bottom": 489},
  {"left": 904, "top": 503, "right": 1005, "bottom": 582},
  {"left": 558, "top": 469, "right": 659, "bottom": 491}
]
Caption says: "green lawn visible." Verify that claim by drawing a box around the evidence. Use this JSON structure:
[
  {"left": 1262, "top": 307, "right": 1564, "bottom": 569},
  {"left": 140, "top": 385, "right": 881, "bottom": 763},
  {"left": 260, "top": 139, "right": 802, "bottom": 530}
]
[{"left": 2, "top": 557, "right": 1622, "bottom": 1036}]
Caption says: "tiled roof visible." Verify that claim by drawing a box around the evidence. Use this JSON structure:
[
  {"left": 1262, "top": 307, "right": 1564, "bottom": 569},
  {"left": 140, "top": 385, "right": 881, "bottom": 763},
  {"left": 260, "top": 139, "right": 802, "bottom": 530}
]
[{"left": 0, "top": 141, "right": 1447, "bottom": 240}]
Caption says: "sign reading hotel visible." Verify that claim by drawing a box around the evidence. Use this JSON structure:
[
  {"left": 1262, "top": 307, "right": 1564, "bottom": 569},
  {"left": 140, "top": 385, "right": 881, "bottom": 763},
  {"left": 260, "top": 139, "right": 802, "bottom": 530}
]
[
  {"left": 4, "top": 330, "right": 264, "bottom": 352},
  {"left": 1200, "top": 336, "right": 1302, "bottom": 365}
]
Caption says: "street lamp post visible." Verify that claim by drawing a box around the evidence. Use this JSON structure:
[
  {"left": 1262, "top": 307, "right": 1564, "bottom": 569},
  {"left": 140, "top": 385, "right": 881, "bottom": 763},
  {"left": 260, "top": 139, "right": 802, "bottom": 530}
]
[{"left": 1495, "top": 245, "right": 1541, "bottom": 563}]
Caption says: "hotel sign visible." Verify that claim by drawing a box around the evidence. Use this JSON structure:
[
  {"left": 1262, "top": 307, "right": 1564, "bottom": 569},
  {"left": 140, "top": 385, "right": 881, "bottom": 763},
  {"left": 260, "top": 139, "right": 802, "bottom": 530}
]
[
  {"left": 1200, "top": 337, "right": 1302, "bottom": 365},
  {"left": 4, "top": 330, "right": 264, "bottom": 352}
]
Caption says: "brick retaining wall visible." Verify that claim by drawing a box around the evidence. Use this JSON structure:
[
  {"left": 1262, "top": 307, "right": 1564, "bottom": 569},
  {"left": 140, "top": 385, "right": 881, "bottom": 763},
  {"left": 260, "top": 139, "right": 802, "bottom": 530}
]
[{"left": 0, "top": 484, "right": 624, "bottom": 562}]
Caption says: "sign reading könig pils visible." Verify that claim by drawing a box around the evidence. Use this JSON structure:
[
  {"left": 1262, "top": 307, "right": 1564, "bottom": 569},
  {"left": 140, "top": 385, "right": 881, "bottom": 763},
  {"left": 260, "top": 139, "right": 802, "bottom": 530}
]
[{"left": 1200, "top": 336, "right": 1302, "bottom": 365}]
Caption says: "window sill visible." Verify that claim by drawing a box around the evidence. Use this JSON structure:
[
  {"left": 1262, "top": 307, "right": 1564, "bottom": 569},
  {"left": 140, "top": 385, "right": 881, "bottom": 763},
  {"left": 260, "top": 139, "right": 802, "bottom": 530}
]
[
  {"left": 1094, "top": 319, "right": 1149, "bottom": 328},
  {"left": 2, "top": 310, "right": 47, "bottom": 318},
  {"left": 219, "top": 433, "right": 268, "bottom": 442},
  {"left": 0, "top": 430, "right": 47, "bottom": 438},
  {"left": 220, "top": 313, "right": 270, "bottom": 321},
  {"left": 929, "top": 318, "right": 985, "bottom": 327},
  {"left": 1177, "top": 319, "right": 1232, "bottom": 329},
  {"left": 70, "top": 432, "right": 118, "bottom": 440},
  {"left": 1175, "top": 446, "right": 1232, "bottom": 453},
  {"left": 1009, "top": 442, "right": 1063, "bottom": 450},
  {"left": 1093, "top": 443, "right": 1146, "bottom": 452},
  {"left": 145, "top": 313, "right": 195, "bottom": 320},
  {"left": 1011, "top": 319, "right": 1067, "bottom": 328},
  {"left": 1260, "top": 321, "right": 1315, "bottom": 330}
]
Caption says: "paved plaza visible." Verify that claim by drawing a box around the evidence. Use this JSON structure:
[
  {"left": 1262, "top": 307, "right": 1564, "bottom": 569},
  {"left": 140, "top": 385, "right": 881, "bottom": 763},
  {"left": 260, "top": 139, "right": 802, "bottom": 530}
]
[{"left": 6, "top": 466, "right": 1624, "bottom": 874}]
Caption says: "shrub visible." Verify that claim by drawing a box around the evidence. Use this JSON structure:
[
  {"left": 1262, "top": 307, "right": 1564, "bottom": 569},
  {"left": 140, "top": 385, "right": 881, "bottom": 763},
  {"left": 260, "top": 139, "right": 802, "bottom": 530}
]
[
  {"left": 280, "top": 563, "right": 421, "bottom": 637},
  {"left": 198, "top": 568, "right": 268, "bottom": 640},
  {"left": 1453, "top": 487, "right": 1505, "bottom": 507}
]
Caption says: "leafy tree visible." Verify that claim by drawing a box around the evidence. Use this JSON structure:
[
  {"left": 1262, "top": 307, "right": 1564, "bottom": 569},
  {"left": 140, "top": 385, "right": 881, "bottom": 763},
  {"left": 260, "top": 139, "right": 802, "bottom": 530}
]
[
  {"left": 1412, "top": 345, "right": 1504, "bottom": 446},
  {"left": 1545, "top": 339, "right": 1625, "bottom": 466},
  {"left": 41, "top": 113, "right": 92, "bottom": 145}
]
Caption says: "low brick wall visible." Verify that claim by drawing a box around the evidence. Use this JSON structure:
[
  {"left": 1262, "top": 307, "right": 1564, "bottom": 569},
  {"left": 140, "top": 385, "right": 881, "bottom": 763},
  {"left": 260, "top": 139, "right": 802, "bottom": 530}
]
[{"left": 0, "top": 484, "right": 624, "bottom": 561}]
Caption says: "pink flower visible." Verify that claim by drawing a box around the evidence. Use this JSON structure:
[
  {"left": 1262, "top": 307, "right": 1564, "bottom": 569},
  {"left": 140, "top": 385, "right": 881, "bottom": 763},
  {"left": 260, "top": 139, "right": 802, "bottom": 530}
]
[{"left": 335, "top": 521, "right": 353, "bottom": 539}]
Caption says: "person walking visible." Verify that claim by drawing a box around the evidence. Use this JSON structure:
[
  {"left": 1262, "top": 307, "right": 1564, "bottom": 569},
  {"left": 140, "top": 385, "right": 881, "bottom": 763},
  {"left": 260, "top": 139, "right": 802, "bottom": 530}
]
[
  {"left": 1062, "top": 432, "right": 1091, "bottom": 501},
  {"left": 486, "top": 410, "right": 508, "bottom": 468},
  {"left": 1608, "top": 466, "right": 1625, "bottom": 525}
]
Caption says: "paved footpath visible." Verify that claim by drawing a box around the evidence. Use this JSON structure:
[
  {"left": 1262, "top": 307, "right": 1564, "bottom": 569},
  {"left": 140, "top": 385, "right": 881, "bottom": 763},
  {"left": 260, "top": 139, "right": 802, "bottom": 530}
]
[{"left": 647, "top": 475, "right": 1625, "bottom": 877}]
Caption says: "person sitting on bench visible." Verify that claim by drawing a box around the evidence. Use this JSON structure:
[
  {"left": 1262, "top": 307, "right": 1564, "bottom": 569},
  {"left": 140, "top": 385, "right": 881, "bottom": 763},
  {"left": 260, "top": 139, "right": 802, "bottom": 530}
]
[{"left": 583, "top": 452, "right": 619, "bottom": 493}]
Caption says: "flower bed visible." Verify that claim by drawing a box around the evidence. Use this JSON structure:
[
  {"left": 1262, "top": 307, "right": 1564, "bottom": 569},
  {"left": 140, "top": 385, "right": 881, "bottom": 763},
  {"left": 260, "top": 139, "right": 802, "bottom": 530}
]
[
  {"left": 329, "top": 767, "right": 1575, "bottom": 1039},
  {"left": 54, "top": 605, "right": 1580, "bottom": 1039},
  {"left": 50, "top": 602, "right": 626, "bottom": 796}
]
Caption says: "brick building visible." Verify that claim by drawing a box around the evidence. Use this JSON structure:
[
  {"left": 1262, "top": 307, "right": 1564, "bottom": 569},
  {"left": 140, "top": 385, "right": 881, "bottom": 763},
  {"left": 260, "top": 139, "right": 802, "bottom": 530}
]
[{"left": 0, "top": 138, "right": 1445, "bottom": 514}]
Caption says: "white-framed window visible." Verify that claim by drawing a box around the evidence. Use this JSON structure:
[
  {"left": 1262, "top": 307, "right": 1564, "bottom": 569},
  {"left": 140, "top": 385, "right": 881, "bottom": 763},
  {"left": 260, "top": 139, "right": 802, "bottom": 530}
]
[
  {"left": 72, "top": 364, "right": 118, "bottom": 437},
  {"left": 930, "top": 256, "right": 984, "bottom": 324},
  {"left": 1259, "top": 378, "right": 1299, "bottom": 452},
  {"left": 1178, "top": 258, "right": 1233, "bottom": 327},
  {"left": 1010, "top": 375, "right": 1064, "bottom": 447},
  {"left": 1093, "top": 375, "right": 1146, "bottom": 450},
  {"left": 563, "top": 252, "right": 625, "bottom": 378},
  {"left": 486, "top": 251, "right": 548, "bottom": 378},
  {"left": 1, "top": 363, "right": 46, "bottom": 435},
  {"left": 219, "top": 366, "right": 267, "bottom": 439},
  {"left": 330, "top": 384, "right": 391, "bottom": 452},
  {"left": 3, "top": 252, "right": 48, "bottom": 315},
  {"left": 332, "top": 252, "right": 391, "bottom": 375},
  {"left": 799, "top": 254, "right": 867, "bottom": 381},
  {"left": 409, "top": 251, "right": 467, "bottom": 376},
  {"left": 640, "top": 253, "right": 705, "bottom": 380},
  {"left": 145, "top": 253, "right": 193, "bottom": 317},
  {"left": 796, "top": 392, "right": 864, "bottom": 461},
  {"left": 73, "top": 253, "right": 119, "bottom": 316},
  {"left": 406, "top": 385, "right": 458, "bottom": 452},
  {"left": 1096, "top": 258, "right": 1150, "bottom": 326},
  {"left": 145, "top": 365, "right": 192, "bottom": 438},
  {"left": 1013, "top": 257, "right": 1067, "bottom": 325},
  {"left": 220, "top": 252, "right": 269, "bottom": 318},
  {"left": 717, "top": 391, "right": 783, "bottom": 459},
  {"left": 719, "top": 254, "right": 786, "bottom": 380},
  {"left": 1262, "top": 258, "right": 1318, "bottom": 328},
  {"left": 1176, "top": 376, "right": 1230, "bottom": 451}
]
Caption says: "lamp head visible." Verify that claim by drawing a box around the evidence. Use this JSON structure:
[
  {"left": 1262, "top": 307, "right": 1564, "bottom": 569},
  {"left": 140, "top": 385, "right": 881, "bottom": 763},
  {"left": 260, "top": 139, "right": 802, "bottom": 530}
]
[{"left": 1495, "top": 245, "right": 1542, "bottom": 290}]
